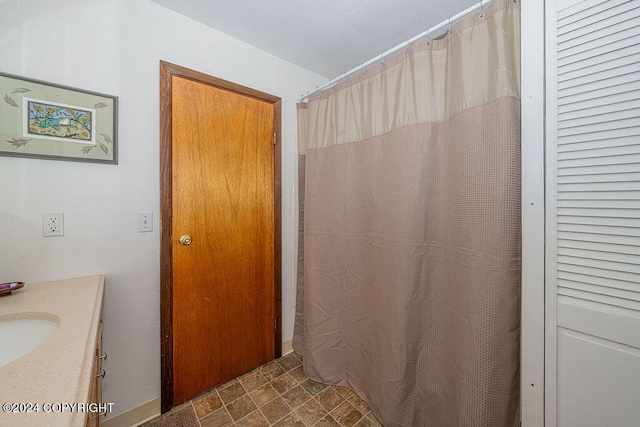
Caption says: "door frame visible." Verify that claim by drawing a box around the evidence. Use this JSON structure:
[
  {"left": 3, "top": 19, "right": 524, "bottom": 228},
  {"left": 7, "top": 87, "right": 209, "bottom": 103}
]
[
  {"left": 159, "top": 61, "right": 282, "bottom": 413},
  {"left": 520, "top": 1, "right": 546, "bottom": 426}
]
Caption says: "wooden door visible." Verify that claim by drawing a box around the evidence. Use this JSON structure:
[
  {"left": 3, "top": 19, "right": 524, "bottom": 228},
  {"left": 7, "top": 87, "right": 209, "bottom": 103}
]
[{"left": 160, "top": 62, "right": 282, "bottom": 411}]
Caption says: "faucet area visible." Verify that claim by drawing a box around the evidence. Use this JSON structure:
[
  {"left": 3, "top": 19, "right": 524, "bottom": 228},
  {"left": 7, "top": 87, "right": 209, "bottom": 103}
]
[{"left": 0, "top": 276, "right": 104, "bottom": 426}]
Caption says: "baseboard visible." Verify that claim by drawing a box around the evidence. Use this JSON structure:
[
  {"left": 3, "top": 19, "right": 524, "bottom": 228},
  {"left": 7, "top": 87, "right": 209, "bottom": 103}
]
[
  {"left": 102, "top": 398, "right": 160, "bottom": 427},
  {"left": 282, "top": 339, "right": 293, "bottom": 356}
]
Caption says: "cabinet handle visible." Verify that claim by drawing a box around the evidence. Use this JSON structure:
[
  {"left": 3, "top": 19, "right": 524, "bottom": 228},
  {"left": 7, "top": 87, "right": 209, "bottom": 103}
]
[
  {"left": 96, "top": 370, "right": 105, "bottom": 379},
  {"left": 99, "top": 353, "right": 107, "bottom": 361}
]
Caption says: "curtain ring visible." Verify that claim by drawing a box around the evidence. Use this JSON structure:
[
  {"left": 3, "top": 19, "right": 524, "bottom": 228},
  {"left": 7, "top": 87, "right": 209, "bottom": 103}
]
[{"left": 479, "top": 0, "right": 485, "bottom": 19}]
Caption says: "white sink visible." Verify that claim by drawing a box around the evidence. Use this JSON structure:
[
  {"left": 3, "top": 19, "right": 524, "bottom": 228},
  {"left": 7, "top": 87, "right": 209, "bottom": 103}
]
[{"left": 0, "top": 318, "right": 59, "bottom": 368}]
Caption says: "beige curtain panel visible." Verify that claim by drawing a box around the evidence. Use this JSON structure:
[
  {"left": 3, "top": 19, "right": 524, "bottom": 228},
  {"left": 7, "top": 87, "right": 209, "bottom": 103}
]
[{"left": 294, "top": 1, "right": 521, "bottom": 426}]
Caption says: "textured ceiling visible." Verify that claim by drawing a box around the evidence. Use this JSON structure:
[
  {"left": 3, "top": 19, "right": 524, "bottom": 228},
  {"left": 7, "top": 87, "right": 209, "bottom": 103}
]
[{"left": 149, "top": 0, "right": 479, "bottom": 79}]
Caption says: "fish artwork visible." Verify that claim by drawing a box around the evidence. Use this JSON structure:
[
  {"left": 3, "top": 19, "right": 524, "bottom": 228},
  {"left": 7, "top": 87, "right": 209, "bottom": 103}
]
[{"left": 6, "top": 137, "right": 32, "bottom": 148}]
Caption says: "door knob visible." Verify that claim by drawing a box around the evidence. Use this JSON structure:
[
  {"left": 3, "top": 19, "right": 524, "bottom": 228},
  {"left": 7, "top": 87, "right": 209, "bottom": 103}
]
[{"left": 179, "top": 234, "right": 193, "bottom": 245}]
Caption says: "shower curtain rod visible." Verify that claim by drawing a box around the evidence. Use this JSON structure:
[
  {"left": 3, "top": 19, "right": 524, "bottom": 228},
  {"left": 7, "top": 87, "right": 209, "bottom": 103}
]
[{"left": 297, "top": 0, "right": 492, "bottom": 102}]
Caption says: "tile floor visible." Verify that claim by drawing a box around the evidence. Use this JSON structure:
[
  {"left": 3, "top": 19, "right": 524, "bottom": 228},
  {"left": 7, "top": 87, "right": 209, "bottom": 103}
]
[{"left": 141, "top": 352, "right": 383, "bottom": 427}]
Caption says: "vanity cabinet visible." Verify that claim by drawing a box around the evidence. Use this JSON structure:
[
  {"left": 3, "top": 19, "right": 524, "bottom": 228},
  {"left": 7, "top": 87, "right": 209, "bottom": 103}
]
[
  {"left": 0, "top": 275, "right": 105, "bottom": 426},
  {"left": 86, "top": 320, "right": 104, "bottom": 427}
]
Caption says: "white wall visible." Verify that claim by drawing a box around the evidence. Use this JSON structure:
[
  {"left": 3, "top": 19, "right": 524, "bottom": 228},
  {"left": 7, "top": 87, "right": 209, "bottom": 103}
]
[{"left": 0, "top": 0, "right": 326, "bottom": 418}]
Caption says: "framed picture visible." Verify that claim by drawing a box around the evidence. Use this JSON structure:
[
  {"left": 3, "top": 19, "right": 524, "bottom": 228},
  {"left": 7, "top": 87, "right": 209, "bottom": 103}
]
[{"left": 0, "top": 71, "right": 117, "bottom": 164}]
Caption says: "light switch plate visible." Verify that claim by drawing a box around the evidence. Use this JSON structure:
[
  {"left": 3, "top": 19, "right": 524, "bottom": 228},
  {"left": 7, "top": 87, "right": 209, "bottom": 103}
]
[{"left": 138, "top": 212, "right": 153, "bottom": 232}]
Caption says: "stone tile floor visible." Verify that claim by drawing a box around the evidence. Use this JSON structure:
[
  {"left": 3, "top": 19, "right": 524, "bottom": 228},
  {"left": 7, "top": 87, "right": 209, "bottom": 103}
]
[{"left": 141, "top": 352, "right": 383, "bottom": 427}]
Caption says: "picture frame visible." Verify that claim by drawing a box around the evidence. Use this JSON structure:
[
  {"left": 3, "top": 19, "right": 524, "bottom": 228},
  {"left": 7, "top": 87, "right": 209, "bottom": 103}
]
[{"left": 0, "top": 71, "right": 118, "bottom": 164}]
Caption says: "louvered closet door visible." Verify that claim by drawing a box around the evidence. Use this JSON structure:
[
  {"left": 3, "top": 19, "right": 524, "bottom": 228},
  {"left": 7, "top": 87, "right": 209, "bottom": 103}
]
[{"left": 547, "top": 0, "right": 640, "bottom": 425}]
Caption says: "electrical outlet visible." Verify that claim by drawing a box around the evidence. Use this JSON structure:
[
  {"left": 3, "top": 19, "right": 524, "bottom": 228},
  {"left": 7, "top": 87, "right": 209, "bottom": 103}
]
[
  {"left": 43, "top": 213, "right": 64, "bottom": 237},
  {"left": 138, "top": 212, "right": 153, "bottom": 232}
]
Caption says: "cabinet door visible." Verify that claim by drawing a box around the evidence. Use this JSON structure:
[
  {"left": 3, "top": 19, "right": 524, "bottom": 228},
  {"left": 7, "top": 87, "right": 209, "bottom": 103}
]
[
  {"left": 86, "top": 321, "right": 103, "bottom": 427},
  {"left": 96, "top": 321, "right": 103, "bottom": 427}
]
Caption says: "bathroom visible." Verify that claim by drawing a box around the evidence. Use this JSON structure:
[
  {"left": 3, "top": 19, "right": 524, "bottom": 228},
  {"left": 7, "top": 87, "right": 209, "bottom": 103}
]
[{"left": 1, "top": 0, "right": 639, "bottom": 426}]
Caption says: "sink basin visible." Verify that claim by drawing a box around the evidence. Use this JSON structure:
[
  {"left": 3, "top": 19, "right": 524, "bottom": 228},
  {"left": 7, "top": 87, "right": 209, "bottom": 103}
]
[{"left": 0, "top": 318, "right": 59, "bottom": 368}]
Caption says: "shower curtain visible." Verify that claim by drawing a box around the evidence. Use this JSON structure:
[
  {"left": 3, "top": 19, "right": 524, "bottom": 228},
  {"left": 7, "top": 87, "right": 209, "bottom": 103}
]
[{"left": 294, "top": 1, "right": 521, "bottom": 426}]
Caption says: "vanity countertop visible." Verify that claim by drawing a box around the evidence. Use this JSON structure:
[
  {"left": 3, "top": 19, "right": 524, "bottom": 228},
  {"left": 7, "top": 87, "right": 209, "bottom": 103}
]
[{"left": 0, "top": 275, "right": 104, "bottom": 427}]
